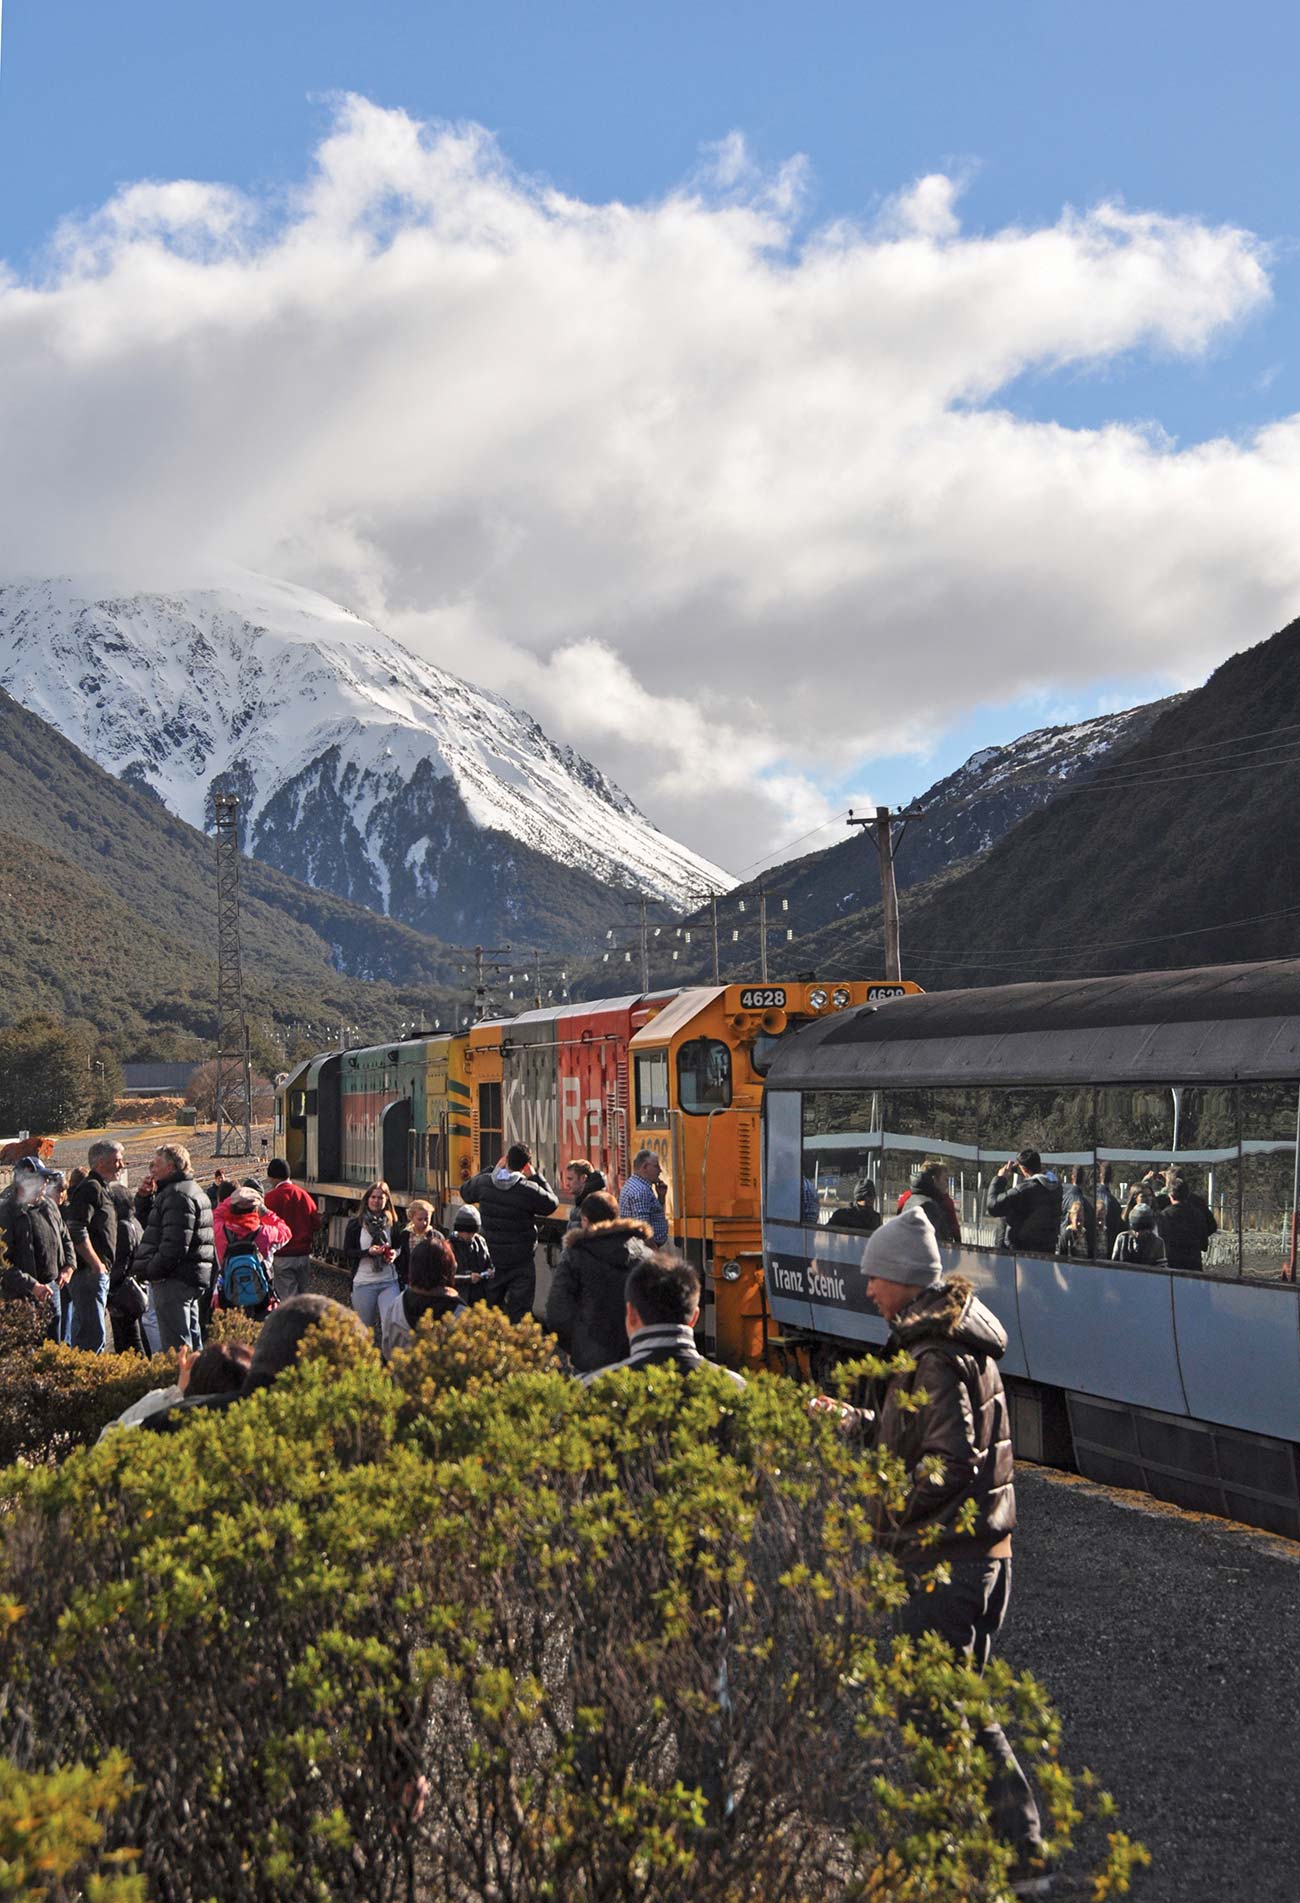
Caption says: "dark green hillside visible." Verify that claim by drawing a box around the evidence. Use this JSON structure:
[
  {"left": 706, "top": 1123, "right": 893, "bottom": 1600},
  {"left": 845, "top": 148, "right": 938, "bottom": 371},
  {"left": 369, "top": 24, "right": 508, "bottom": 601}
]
[
  {"left": 0, "top": 692, "right": 468, "bottom": 1056},
  {"left": 801, "top": 615, "right": 1300, "bottom": 988}
]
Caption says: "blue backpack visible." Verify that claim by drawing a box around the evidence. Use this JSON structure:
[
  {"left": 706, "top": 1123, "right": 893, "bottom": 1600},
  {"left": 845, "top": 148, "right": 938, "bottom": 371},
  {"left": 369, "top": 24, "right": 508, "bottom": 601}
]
[{"left": 220, "top": 1227, "right": 273, "bottom": 1311}]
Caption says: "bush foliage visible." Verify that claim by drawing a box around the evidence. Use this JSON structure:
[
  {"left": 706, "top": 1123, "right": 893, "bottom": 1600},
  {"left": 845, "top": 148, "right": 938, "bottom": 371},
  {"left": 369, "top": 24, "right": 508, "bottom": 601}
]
[
  {"left": 0, "top": 1303, "right": 1146, "bottom": 1902},
  {"left": 0, "top": 1300, "right": 264, "bottom": 1470}
]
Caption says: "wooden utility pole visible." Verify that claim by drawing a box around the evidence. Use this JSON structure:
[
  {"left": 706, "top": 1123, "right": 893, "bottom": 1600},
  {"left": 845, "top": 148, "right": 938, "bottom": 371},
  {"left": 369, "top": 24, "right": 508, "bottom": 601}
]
[{"left": 847, "top": 806, "right": 921, "bottom": 982}]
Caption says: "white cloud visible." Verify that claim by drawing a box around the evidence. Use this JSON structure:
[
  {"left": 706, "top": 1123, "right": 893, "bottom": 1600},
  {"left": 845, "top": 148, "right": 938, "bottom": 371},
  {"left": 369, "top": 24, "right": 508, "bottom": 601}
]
[{"left": 0, "top": 94, "right": 1295, "bottom": 866}]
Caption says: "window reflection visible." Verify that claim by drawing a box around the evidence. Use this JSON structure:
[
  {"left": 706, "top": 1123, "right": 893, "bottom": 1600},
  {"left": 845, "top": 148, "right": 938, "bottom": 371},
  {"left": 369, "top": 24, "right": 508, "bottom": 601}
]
[
  {"left": 1240, "top": 1083, "right": 1299, "bottom": 1282},
  {"left": 793, "top": 1080, "right": 1300, "bottom": 1280},
  {"left": 801, "top": 1090, "right": 881, "bottom": 1227},
  {"left": 880, "top": 1089, "right": 978, "bottom": 1243},
  {"left": 979, "top": 1088, "right": 1094, "bottom": 1259}
]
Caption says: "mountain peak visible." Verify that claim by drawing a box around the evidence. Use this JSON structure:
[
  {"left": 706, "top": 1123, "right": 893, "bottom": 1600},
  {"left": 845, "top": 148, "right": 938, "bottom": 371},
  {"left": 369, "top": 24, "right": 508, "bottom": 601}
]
[{"left": 0, "top": 576, "right": 732, "bottom": 947}]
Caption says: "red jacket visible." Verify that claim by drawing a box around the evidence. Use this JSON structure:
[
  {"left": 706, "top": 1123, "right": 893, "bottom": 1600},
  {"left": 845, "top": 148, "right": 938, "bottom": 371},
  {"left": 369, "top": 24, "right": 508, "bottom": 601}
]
[
  {"left": 264, "top": 1180, "right": 318, "bottom": 1256},
  {"left": 214, "top": 1206, "right": 292, "bottom": 1266}
]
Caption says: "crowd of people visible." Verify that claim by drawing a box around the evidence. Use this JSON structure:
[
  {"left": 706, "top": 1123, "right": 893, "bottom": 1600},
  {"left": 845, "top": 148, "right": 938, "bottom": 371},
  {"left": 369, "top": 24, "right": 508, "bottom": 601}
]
[
  {"left": 0, "top": 1127, "right": 1051, "bottom": 1892},
  {"left": 821, "top": 1153, "right": 1220, "bottom": 1272}
]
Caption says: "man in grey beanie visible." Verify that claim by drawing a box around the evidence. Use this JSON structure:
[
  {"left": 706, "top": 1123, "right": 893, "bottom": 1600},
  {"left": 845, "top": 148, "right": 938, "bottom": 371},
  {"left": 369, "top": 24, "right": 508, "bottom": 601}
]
[{"left": 843, "top": 1204, "right": 1048, "bottom": 1892}]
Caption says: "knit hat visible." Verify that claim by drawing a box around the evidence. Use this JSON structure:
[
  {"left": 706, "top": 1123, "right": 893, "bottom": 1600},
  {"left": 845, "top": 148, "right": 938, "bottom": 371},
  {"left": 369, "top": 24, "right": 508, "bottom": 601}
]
[
  {"left": 1129, "top": 1203, "right": 1156, "bottom": 1231},
  {"left": 452, "top": 1205, "right": 481, "bottom": 1232},
  {"left": 228, "top": 1186, "right": 262, "bottom": 1213},
  {"left": 861, "top": 1201, "right": 944, "bottom": 1288}
]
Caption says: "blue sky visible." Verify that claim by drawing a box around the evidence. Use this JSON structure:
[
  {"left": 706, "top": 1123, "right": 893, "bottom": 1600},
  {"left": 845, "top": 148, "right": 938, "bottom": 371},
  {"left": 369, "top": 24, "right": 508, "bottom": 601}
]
[
  {"left": 2, "top": 0, "right": 1299, "bottom": 858},
  {"left": 7, "top": 0, "right": 1298, "bottom": 444}
]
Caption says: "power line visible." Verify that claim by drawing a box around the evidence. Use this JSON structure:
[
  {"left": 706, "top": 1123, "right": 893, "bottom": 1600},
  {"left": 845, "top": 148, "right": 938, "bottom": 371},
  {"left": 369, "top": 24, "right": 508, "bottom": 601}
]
[
  {"left": 729, "top": 809, "right": 852, "bottom": 879},
  {"left": 846, "top": 896, "right": 1300, "bottom": 972}
]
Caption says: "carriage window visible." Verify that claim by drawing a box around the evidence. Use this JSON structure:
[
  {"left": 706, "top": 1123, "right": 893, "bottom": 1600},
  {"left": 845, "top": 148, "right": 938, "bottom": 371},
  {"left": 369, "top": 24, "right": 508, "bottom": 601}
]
[
  {"left": 1098, "top": 1085, "right": 1239, "bottom": 1275},
  {"left": 289, "top": 1090, "right": 307, "bottom": 1130},
  {"left": 1171, "top": 1086, "right": 1239, "bottom": 1277},
  {"left": 978, "top": 1088, "right": 1095, "bottom": 1258},
  {"left": 677, "top": 1038, "right": 732, "bottom": 1113},
  {"left": 876, "top": 1089, "right": 979, "bottom": 1241},
  {"left": 635, "top": 1050, "right": 670, "bottom": 1127},
  {"left": 802, "top": 1091, "right": 882, "bottom": 1227},
  {"left": 1239, "top": 1083, "right": 1299, "bottom": 1282}
]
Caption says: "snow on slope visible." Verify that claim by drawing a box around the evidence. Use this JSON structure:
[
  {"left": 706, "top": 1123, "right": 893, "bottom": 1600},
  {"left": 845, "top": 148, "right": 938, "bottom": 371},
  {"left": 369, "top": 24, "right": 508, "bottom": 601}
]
[{"left": 0, "top": 575, "right": 733, "bottom": 911}]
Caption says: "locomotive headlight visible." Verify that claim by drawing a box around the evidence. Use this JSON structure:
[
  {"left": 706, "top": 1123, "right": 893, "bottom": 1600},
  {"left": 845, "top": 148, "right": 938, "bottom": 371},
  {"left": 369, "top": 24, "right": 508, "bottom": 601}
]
[
  {"left": 808, "top": 988, "right": 829, "bottom": 1010},
  {"left": 831, "top": 987, "right": 851, "bottom": 1008},
  {"left": 721, "top": 1259, "right": 743, "bottom": 1283}
]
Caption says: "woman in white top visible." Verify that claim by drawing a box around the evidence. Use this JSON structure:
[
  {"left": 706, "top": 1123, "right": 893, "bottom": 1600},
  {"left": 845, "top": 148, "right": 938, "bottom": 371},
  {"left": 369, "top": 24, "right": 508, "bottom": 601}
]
[{"left": 343, "top": 1180, "right": 400, "bottom": 1335}]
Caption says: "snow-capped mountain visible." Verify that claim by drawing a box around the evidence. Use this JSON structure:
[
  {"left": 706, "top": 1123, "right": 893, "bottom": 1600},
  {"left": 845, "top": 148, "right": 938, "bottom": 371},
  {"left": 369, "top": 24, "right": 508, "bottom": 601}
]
[{"left": 0, "top": 575, "right": 733, "bottom": 948}]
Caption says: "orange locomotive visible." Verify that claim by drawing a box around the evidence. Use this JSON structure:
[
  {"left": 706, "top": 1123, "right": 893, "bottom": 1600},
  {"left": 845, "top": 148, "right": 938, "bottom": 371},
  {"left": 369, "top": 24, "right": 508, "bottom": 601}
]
[{"left": 274, "top": 979, "right": 918, "bottom": 1364}]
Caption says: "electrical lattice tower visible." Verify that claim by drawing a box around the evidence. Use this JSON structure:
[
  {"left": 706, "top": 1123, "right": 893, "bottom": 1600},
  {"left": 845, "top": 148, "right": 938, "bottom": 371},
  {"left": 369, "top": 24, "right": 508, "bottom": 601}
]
[{"left": 212, "top": 793, "right": 253, "bottom": 1158}]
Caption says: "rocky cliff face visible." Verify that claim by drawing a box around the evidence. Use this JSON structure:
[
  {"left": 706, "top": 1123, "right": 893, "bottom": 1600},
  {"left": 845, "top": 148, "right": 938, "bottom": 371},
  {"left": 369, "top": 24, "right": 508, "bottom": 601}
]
[{"left": 0, "top": 573, "right": 732, "bottom": 950}]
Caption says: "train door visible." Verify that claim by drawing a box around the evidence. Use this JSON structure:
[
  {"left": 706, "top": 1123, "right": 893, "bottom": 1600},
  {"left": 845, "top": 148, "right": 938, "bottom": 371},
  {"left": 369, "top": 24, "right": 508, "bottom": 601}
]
[
  {"left": 306, "top": 1053, "right": 343, "bottom": 1184},
  {"left": 382, "top": 1097, "right": 412, "bottom": 1193}
]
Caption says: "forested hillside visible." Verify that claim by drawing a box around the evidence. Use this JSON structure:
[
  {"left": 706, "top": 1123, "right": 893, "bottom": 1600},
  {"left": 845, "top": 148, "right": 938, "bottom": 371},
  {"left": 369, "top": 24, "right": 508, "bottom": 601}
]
[
  {"left": 0, "top": 692, "right": 467, "bottom": 1058},
  {"left": 799, "top": 615, "right": 1300, "bottom": 988}
]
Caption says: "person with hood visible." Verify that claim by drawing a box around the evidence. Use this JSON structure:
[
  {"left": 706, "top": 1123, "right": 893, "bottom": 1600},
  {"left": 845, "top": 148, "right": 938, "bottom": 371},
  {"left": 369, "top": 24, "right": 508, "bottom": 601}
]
[
  {"left": 545, "top": 1189, "right": 653, "bottom": 1373},
  {"left": 448, "top": 1205, "right": 494, "bottom": 1298},
  {"left": 563, "top": 1158, "right": 608, "bottom": 1230},
  {"left": 1156, "top": 1175, "right": 1218, "bottom": 1272},
  {"left": 897, "top": 1161, "right": 961, "bottom": 1244},
  {"left": 214, "top": 1184, "right": 291, "bottom": 1320},
  {"left": 461, "top": 1144, "right": 558, "bottom": 1323},
  {"left": 827, "top": 1181, "right": 882, "bottom": 1232},
  {"left": 377, "top": 1233, "right": 464, "bottom": 1359},
  {"left": 1112, "top": 1203, "right": 1167, "bottom": 1266},
  {"left": 0, "top": 1157, "right": 73, "bottom": 1331},
  {"left": 133, "top": 1143, "right": 214, "bottom": 1352},
  {"left": 986, "top": 1148, "right": 1062, "bottom": 1255},
  {"left": 818, "top": 1204, "right": 1046, "bottom": 1891}
]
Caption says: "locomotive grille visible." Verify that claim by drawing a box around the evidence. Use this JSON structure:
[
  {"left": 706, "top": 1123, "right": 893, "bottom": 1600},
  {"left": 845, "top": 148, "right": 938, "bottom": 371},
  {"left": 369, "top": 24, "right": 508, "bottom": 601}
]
[{"left": 737, "top": 1120, "right": 753, "bottom": 1186}]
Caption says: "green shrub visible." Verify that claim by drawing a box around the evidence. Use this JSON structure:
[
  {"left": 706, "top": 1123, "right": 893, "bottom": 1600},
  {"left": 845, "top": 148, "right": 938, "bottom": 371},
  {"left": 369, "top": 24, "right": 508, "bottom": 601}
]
[
  {"left": 0, "top": 1294, "right": 267, "bottom": 1471},
  {"left": 0, "top": 1342, "right": 180, "bottom": 1469},
  {"left": 0, "top": 1305, "right": 1144, "bottom": 1903},
  {"left": 0, "top": 1750, "right": 144, "bottom": 1901}
]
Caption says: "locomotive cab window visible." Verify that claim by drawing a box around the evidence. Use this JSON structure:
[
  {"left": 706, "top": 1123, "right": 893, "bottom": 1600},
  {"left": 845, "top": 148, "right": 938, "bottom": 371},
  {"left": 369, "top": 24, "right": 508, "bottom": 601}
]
[
  {"left": 635, "top": 1050, "right": 670, "bottom": 1127},
  {"left": 288, "top": 1090, "right": 307, "bottom": 1130},
  {"left": 677, "top": 1038, "right": 732, "bottom": 1114},
  {"left": 750, "top": 1027, "right": 796, "bottom": 1077}
]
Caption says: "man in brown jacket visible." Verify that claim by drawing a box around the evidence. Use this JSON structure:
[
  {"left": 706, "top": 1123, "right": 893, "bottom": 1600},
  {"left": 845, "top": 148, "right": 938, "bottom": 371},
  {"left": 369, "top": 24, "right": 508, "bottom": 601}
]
[{"left": 858, "top": 1203, "right": 1048, "bottom": 1894}]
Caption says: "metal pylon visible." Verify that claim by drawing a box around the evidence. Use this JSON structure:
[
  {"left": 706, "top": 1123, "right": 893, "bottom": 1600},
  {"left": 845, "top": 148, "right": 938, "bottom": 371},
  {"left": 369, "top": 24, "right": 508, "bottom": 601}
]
[{"left": 212, "top": 793, "right": 252, "bottom": 1157}]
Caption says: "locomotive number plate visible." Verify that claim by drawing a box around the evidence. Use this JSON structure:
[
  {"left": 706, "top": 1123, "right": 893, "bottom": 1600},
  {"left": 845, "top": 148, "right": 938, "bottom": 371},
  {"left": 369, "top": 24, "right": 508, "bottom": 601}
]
[
  {"left": 866, "top": 984, "right": 907, "bottom": 1000},
  {"left": 739, "top": 987, "right": 787, "bottom": 1009}
]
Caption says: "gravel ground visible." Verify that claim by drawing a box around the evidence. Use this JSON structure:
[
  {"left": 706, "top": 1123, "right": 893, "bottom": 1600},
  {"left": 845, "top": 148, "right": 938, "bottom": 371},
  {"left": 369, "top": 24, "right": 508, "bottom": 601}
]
[
  {"left": 46, "top": 1121, "right": 274, "bottom": 1181},
  {"left": 1003, "top": 1464, "right": 1300, "bottom": 1903}
]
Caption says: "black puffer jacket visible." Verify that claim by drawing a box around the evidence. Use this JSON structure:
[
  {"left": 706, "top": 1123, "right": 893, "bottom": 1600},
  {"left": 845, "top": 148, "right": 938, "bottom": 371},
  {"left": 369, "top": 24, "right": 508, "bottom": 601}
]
[
  {"left": 0, "top": 1189, "right": 73, "bottom": 1297},
  {"left": 545, "top": 1218, "right": 653, "bottom": 1372},
  {"left": 986, "top": 1170, "right": 1062, "bottom": 1254},
  {"left": 868, "top": 1277, "right": 1016, "bottom": 1567},
  {"left": 461, "top": 1165, "right": 559, "bottom": 1281},
  {"left": 134, "top": 1172, "right": 215, "bottom": 1290}
]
